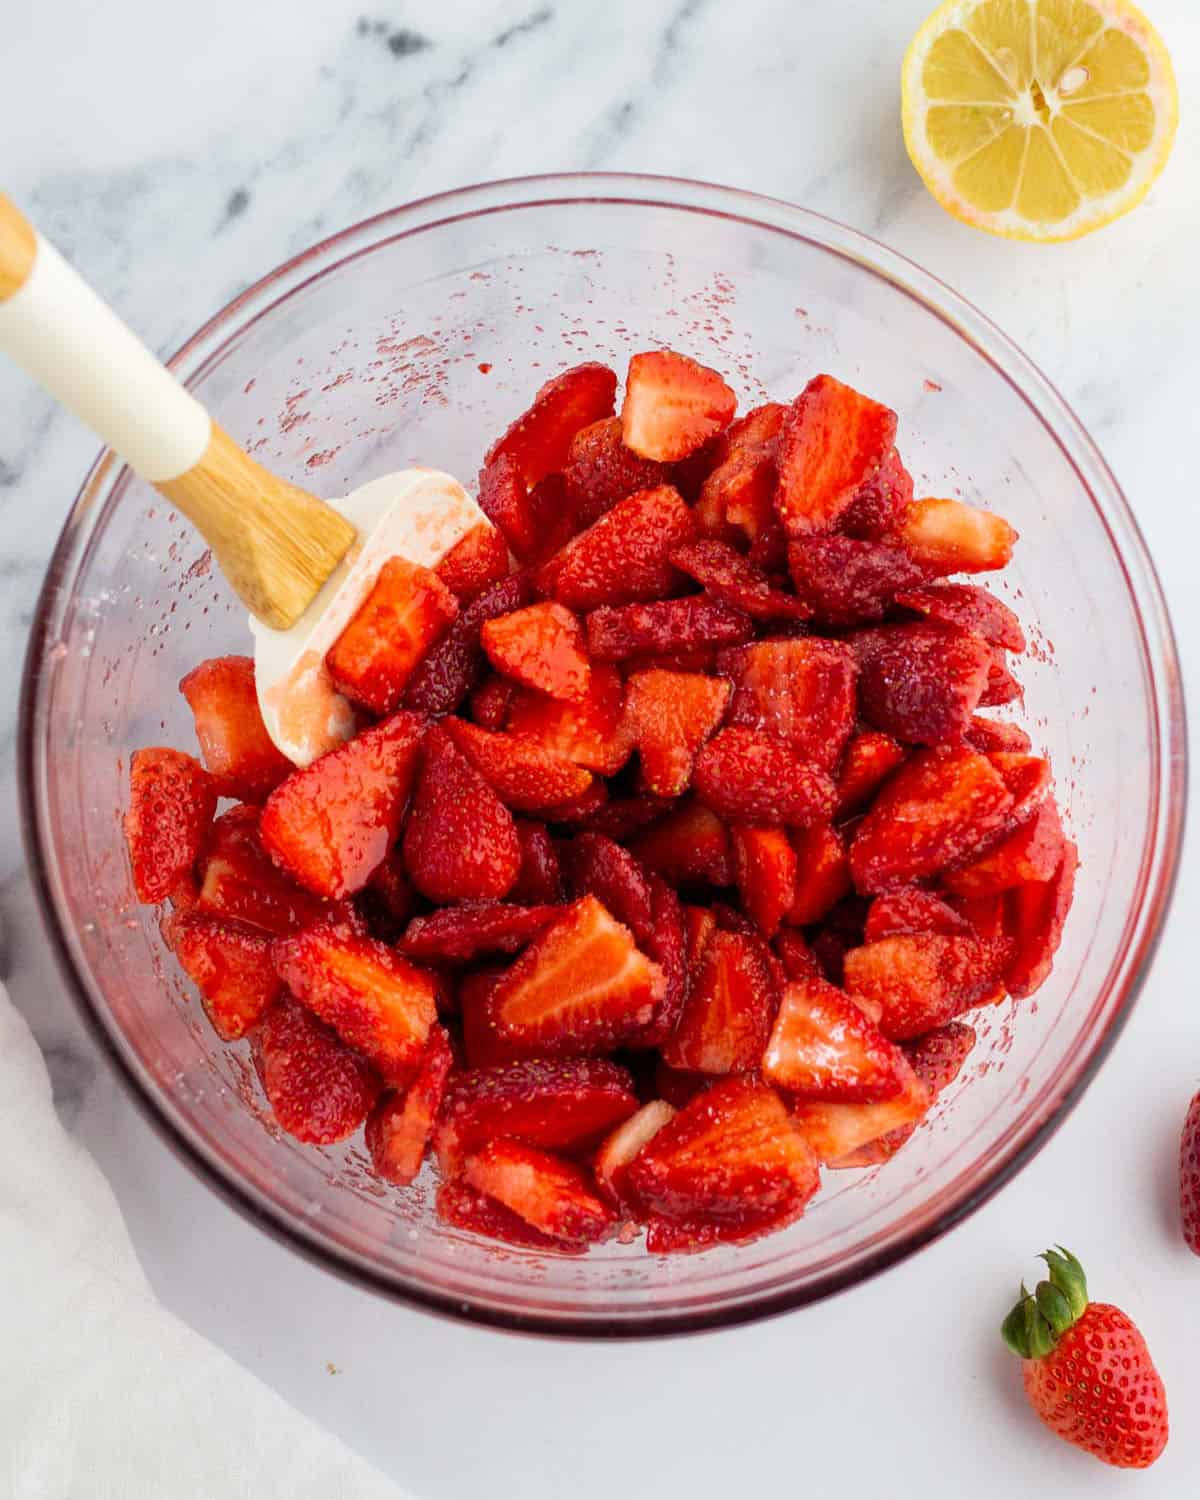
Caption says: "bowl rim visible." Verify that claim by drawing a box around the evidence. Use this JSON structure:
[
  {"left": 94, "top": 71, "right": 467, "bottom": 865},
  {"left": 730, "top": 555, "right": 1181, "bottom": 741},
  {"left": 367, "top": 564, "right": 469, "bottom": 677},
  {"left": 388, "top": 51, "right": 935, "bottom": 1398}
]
[{"left": 18, "top": 170, "right": 1188, "bottom": 1338}]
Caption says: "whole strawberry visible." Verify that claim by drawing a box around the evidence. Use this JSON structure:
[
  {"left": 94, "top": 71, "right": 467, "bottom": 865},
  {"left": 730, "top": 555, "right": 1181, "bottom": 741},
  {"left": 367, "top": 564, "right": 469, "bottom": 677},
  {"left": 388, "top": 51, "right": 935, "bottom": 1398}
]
[
  {"left": 1180, "top": 1090, "right": 1200, "bottom": 1254},
  {"left": 1001, "top": 1247, "right": 1168, "bottom": 1469}
]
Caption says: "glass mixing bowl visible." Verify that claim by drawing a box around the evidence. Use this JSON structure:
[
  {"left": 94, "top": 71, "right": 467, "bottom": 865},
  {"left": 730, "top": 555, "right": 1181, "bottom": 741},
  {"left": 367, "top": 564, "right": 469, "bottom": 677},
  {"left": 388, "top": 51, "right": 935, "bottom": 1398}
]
[{"left": 19, "top": 174, "right": 1185, "bottom": 1335}]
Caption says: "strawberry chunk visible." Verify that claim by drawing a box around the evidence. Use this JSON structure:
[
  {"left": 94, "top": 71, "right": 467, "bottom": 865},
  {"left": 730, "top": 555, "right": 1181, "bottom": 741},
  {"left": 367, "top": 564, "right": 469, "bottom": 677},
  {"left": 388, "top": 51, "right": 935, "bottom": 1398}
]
[
  {"left": 538, "top": 485, "right": 697, "bottom": 610},
  {"left": 166, "top": 911, "right": 282, "bottom": 1040},
  {"left": 402, "top": 726, "right": 520, "bottom": 903},
  {"left": 586, "top": 597, "right": 753, "bottom": 662},
  {"left": 838, "top": 445, "right": 914, "bottom": 540},
  {"left": 124, "top": 748, "right": 217, "bottom": 903},
  {"left": 854, "top": 621, "right": 992, "bottom": 745},
  {"left": 763, "top": 974, "right": 907, "bottom": 1102},
  {"left": 260, "top": 711, "right": 426, "bottom": 899},
  {"left": 197, "top": 804, "right": 333, "bottom": 935},
  {"left": 403, "top": 574, "right": 530, "bottom": 716},
  {"left": 505, "top": 662, "right": 633, "bottom": 775},
  {"left": 361, "top": 852, "right": 417, "bottom": 932},
  {"left": 521, "top": 472, "right": 579, "bottom": 567},
  {"left": 579, "top": 793, "right": 672, "bottom": 841},
  {"left": 835, "top": 731, "right": 907, "bottom": 815},
  {"left": 631, "top": 800, "right": 733, "bottom": 887},
  {"left": 444, "top": 718, "right": 594, "bottom": 812},
  {"left": 251, "top": 996, "right": 381, "bottom": 1145},
  {"left": 464, "top": 1139, "right": 615, "bottom": 1244},
  {"left": 624, "top": 668, "right": 731, "bottom": 797},
  {"left": 964, "top": 716, "right": 1033, "bottom": 754},
  {"left": 564, "top": 833, "right": 655, "bottom": 946},
  {"left": 693, "top": 407, "right": 786, "bottom": 545},
  {"left": 477, "top": 453, "right": 541, "bottom": 563},
  {"left": 895, "top": 582, "right": 1025, "bottom": 652},
  {"left": 944, "top": 800, "right": 1066, "bottom": 897},
  {"left": 718, "top": 638, "right": 857, "bottom": 768},
  {"left": 694, "top": 727, "right": 836, "bottom": 828},
  {"left": 326, "top": 557, "right": 458, "bottom": 715},
  {"left": 511, "top": 818, "right": 563, "bottom": 904},
  {"left": 786, "top": 823, "right": 852, "bottom": 925},
  {"left": 636, "top": 874, "right": 689, "bottom": 1048},
  {"left": 561, "top": 416, "right": 670, "bottom": 526},
  {"left": 990, "top": 751, "right": 1052, "bottom": 824},
  {"left": 533, "top": 781, "right": 610, "bottom": 825},
  {"left": 468, "top": 674, "right": 515, "bottom": 730},
  {"left": 849, "top": 747, "right": 1014, "bottom": 893},
  {"left": 487, "top": 895, "right": 665, "bottom": 1056},
  {"left": 788, "top": 536, "right": 928, "bottom": 626},
  {"left": 364, "top": 1026, "right": 454, "bottom": 1185},
  {"left": 434, "top": 1057, "right": 639, "bottom": 1174},
  {"left": 898, "top": 497, "right": 1017, "bottom": 575},
  {"left": 661, "top": 928, "right": 777, "bottom": 1074},
  {"left": 459, "top": 969, "right": 528, "bottom": 1069},
  {"left": 435, "top": 1179, "right": 580, "bottom": 1252},
  {"left": 398, "top": 903, "right": 558, "bottom": 964},
  {"left": 774, "top": 929, "right": 821, "bottom": 982},
  {"left": 684, "top": 904, "right": 718, "bottom": 971},
  {"left": 670, "top": 540, "right": 809, "bottom": 621},
  {"left": 1005, "top": 839, "right": 1078, "bottom": 999},
  {"left": 731, "top": 826, "right": 797, "bottom": 937},
  {"left": 775, "top": 375, "right": 898, "bottom": 538},
  {"left": 435, "top": 521, "right": 511, "bottom": 603},
  {"left": 621, "top": 350, "right": 736, "bottom": 462},
  {"left": 178, "top": 655, "right": 292, "bottom": 801},
  {"left": 843, "top": 933, "right": 1008, "bottom": 1039},
  {"left": 594, "top": 1100, "right": 677, "bottom": 1212},
  {"left": 272, "top": 923, "right": 439, "bottom": 1083},
  {"left": 864, "top": 889, "right": 972, "bottom": 943},
  {"left": 790, "top": 1057, "right": 931, "bottom": 1164},
  {"left": 486, "top": 361, "right": 618, "bottom": 488},
  {"left": 482, "top": 600, "right": 590, "bottom": 701}
]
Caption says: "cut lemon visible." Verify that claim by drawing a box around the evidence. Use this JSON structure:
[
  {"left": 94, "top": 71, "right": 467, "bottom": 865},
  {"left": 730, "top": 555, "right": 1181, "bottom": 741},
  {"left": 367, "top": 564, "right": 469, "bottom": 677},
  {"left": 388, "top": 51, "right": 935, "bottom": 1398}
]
[{"left": 902, "top": 0, "right": 1178, "bottom": 241}]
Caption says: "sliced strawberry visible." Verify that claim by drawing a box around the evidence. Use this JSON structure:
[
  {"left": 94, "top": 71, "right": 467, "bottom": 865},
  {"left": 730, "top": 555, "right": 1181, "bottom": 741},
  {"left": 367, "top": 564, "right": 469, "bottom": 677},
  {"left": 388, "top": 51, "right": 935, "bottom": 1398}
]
[
  {"left": 718, "top": 638, "right": 857, "bottom": 769},
  {"left": 362, "top": 852, "right": 417, "bottom": 931},
  {"left": 1005, "top": 839, "right": 1078, "bottom": 999},
  {"left": 533, "top": 781, "right": 610, "bottom": 824},
  {"left": 124, "top": 748, "right": 217, "bottom": 904},
  {"left": 894, "top": 582, "right": 1025, "bottom": 652},
  {"left": 775, "top": 375, "right": 898, "bottom": 538},
  {"left": 564, "top": 833, "right": 654, "bottom": 945},
  {"left": 444, "top": 717, "right": 594, "bottom": 812},
  {"left": 251, "top": 996, "right": 381, "bottom": 1145},
  {"left": 683, "top": 904, "right": 718, "bottom": 973},
  {"left": 434, "top": 1179, "right": 581, "bottom": 1252},
  {"left": 964, "top": 716, "right": 1033, "bottom": 754},
  {"left": 464, "top": 1139, "right": 615, "bottom": 1244},
  {"left": 166, "top": 911, "right": 282, "bottom": 1041},
  {"left": 731, "top": 826, "right": 797, "bottom": 937},
  {"left": 435, "top": 521, "right": 511, "bottom": 603},
  {"left": 364, "top": 1026, "right": 454, "bottom": 1185},
  {"left": 763, "top": 975, "right": 907, "bottom": 1102},
  {"left": 468, "top": 674, "right": 516, "bottom": 731},
  {"left": 178, "top": 655, "right": 292, "bottom": 801},
  {"left": 586, "top": 597, "right": 753, "bottom": 663},
  {"left": 481, "top": 600, "right": 591, "bottom": 701},
  {"left": 403, "top": 573, "right": 529, "bottom": 716},
  {"left": 506, "top": 662, "right": 633, "bottom": 775},
  {"left": 849, "top": 747, "right": 1014, "bottom": 893},
  {"left": 786, "top": 823, "right": 852, "bottom": 926},
  {"left": 898, "top": 497, "right": 1017, "bottom": 575},
  {"left": 477, "top": 453, "right": 541, "bottom": 563},
  {"left": 864, "top": 888, "right": 972, "bottom": 943},
  {"left": 487, "top": 895, "right": 665, "bottom": 1055},
  {"left": 402, "top": 725, "right": 520, "bottom": 903},
  {"left": 697, "top": 401, "right": 786, "bottom": 479},
  {"left": 790, "top": 1056, "right": 931, "bottom": 1164},
  {"left": 661, "top": 928, "right": 777, "bottom": 1074},
  {"left": 843, "top": 933, "right": 1008, "bottom": 1039},
  {"left": 197, "top": 804, "right": 333, "bottom": 935},
  {"left": 398, "top": 903, "right": 558, "bottom": 965},
  {"left": 643, "top": 1204, "right": 803, "bottom": 1253},
  {"left": 579, "top": 793, "right": 672, "bottom": 841},
  {"left": 459, "top": 968, "right": 528, "bottom": 1069},
  {"left": 944, "top": 800, "right": 1066, "bottom": 897},
  {"left": 486, "top": 361, "right": 618, "bottom": 488},
  {"left": 636, "top": 874, "right": 690, "bottom": 1048},
  {"left": 695, "top": 446, "right": 778, "bottom": 549},
  {"left": 272, "top": 922, "right": 439, "bottom": 1083},
  {"left": 561, "top": 416, "right": 671, "bottom": 526},
  {"left": 511, "top": 818, "right": 563, "bottom": 904},
  {"left": 670, "top": 539, "right": 809, "bottom": 621},
  {"left": 259, "top": 711, "right": 426, "bottom": 899},
  {"left": 326, "top": 557, "right": 458, "bottom": 715},
  {"left": 624, "top": 668, "right": 731, "bottom": 797},
  {"left": 694, "top": 727, "right": 836, "bottom": 828},
  {"left": 774, "top": 929, "right": 821, "bottom": 982},
  {"left": 788, "top": 536, "right": 929, "bottom": 626},
  {"left": 809, "top": 929, "right": 851, "bottom": 988},
  {"left": 838, "top": 445, "right": 914, "bottom": 540},
  {"left": 594, "top": 1100, "right": 677, "bottom": 1212},
  {"left": 433, "top": 1057, "right": 639, "bottom": 1174},
  {"left": 854, "top": 621, "right": 992, "bottom": 745},
  {"left": 522, "top": 472, "right": 581, "bottom": 567},
  {"left": 980, "top": 650, "right": 1022, "bottom": 707},
  {"left": 621, "top": 350, "right": 736, "bottom": 462},
  {"left": 947, "top": 888, "right": 1010, "bottom": 942},
  {"left": 990, "top": 751, "right": 1052, "bottom": 824},
  {"left": 631, "top": 800, "right": 733, "bottom": 887},
  {"left": 835, "top": 730, "right": 907, "bottom": 816},
  {"left": 538, "top": 485, "right": 697, "bottom": 609}
]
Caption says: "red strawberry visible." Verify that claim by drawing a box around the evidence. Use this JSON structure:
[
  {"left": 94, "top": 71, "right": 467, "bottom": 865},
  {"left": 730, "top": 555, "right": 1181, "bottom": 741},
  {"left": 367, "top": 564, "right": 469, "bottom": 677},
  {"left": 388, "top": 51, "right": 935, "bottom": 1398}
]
[
  {"left": 790, "top": 1056, "right": 931, "bottom": 1163},
  {"left": 166, "top": 911, "right": 282, "bottom": 1041},
  {"left": 403, "top": 573, "right": 529, "bottom": 716},
  {"left": 990, "top": 751, "right": 1052, "bottom": 825},
  {"left": 538, "top": 485, "right": 697, "bottom": 609},
  {"left": 464, "top": 1139, "right": 615, "bottom": 1244},
  {"left": 693, "top": 406, "right": 786, "bottom": 546},
  {"left": 362, "top": 852, "right": 417, "bottom": 928},
  {"left": 532, "top": 781, "right": 610, "bottom": 825},
  {"left": 775, "top": 375, "right": 898, "bottom": 538},
  {"left": 763, "top": 975, "right": 907, "bottom": 1102},
  {"left": 774, "top": 929, "right": 821, "bottom": 982},
  {"left": 435, "top": 521, "right": 511, "bottom": 602},
  {"left": 843, "top": 932, "right": 1007, "bottom": 1039},
  {"left": 849, "top": 747, "right": 1014, "bottom": 893},
  {"left": 434, "top": 1179, "right": 581, "bottom": 1252},
  {"left": 398, "top": 902, "right": 558, "bottom": 964},
  {"left": 444, "top": 717, "right": 594, "bottom": 812},
  {"left": 864, "top": 888, "right": 971, "bottom": 942},
  {"left": 326, "top": 557, "right": 458, "bottom": 715},
  {"left": 670, "top": 539, "right": 809, "bottom": 621},
  {"left": 981, "top": 651, "right": 1022, "bottom": 708},
  {"left": 511, "top": 818, "right": 563, "bottom": 904},
  {"left": 899, "top": 497, "right": 1017, "bottom": 575},
  {"left": 486, "top": 361, "right": 618, "bottom": 488},
  {"left": 1004, "top": 840, "right": 1078, "bottom": 999},
  {"left": 694, "top": 727, "right": 836, "bottom": 828},
  {"left": 459, "top": 969, "right": 528, "bottom": 1070},
  {"left": 468, "top": 674, "right": 516, "bottom": 730},
  {"left": 661, "top": 928, "right": 777, "bottom": 1074},
  {"left": 838, "top": 445, "right": 914, "bottom": 539},
  {"left": 477, "top": 453, "right": 543, "bottom": 564},
  {"left": 854, "top": 621, "right": 993, "bottom": 745},
  {"left": 944, "top": 800, "right": 1066, "bottom": 897},
  {"left": 683, "top": 904, "right": 718, "bottom": 973},
  {"left": 506, "top": 662, "right": 633, "bottom": 775},
  {"left": 260, "top": 711, "right": 426, "bottom": 899},
  {"left": 364, "top": 1026, "right": 454, "bottom": 1185},
  {"left": 635, "top": 874, "right": 689, "bottom": 1048},
  {"left": 579, "top": 793, "right": 672, "bottom": 842},
  {"left": 487, "top": 895, "right": 665, "bottom": 1055},
  {"left": 124, "top": 748, "right": 217, "bottom": 903},
  {"left": 631, "top": 800, "right": 733, "bottom": 887},
  {"left": 1180, "top": 1093, "right": 1200, "bottom": 1255},
  {"left": 586, "top": 597, "right": 753, "bottom": 662},
  {"left": 564, "top": 833, "right": 654, "bottom": 946},
  {"left": 1001, "top": 1249, "right": 1168, "bottom": 1469},
  {"left": 433, "top": 1057, "right": 639, "bottom": 1174},
  {"left": 594, "top": 1099, "right": 677, "bottom": 1212},
  {"left": 731, "top": 826, "right": 797, "bottom": 937},
  {"left": 895, "top": 582, "right": 1026, "bottom": 652},
  {"left": 624, "top": 668, "right": 731, "bottom": 797},
  {"left": 621, "top": 350, "right": 736, "bottom": 462},
  {"left": 835, "top": 730, "right": 907, "bottom": 815},
  {"left": 654, "top": 1062, "right": 712, "bottom": 1110},
  {"left": 402, "top": 726, "right": 520, "bottom": 903},
  {"left": 521, "top": 472, "right": 579, "bottom": 567},
  {"left": 272, "top": 922, "right": 439, "bottom": 1083},
  {"left": 197, "top": 805, "right": 333, "bottom": 935},
  {"left": 251, "top": 996, "right": 381, "bottom": 1144},
  {"left": 785, "top": 823, "right": 852, "bottom": 926},
  {"left": 718, "top": 638, "right": 857, "bottom": 769},
  {"left": 561, "top": 416, "right": 670, "bottom": 525},
  {"left": 482, "top": 600, "right": 591, "bottom": 701},
  {"left": 178, "top": 655, "right": 292, "bottom": 801},
  {"left": 790, "top": 533, "right": 930, "bottom": 625},
  {"left": 964, "top": 716, "right": 1033, "bottom": 754}
]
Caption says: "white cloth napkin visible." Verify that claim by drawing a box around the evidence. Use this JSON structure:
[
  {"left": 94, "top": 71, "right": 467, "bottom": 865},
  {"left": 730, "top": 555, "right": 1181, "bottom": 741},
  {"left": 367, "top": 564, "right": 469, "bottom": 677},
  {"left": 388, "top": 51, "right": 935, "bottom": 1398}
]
[{"left": 0, "top": 981, "right": 407, "bottom": 1500}]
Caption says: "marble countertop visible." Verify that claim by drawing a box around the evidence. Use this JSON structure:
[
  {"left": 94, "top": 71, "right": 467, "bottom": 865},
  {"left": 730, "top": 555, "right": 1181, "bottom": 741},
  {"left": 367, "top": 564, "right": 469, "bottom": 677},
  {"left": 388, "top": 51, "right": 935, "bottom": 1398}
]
[{"left": 3, "top": 0, "right": 1199, "bottom": 1494}]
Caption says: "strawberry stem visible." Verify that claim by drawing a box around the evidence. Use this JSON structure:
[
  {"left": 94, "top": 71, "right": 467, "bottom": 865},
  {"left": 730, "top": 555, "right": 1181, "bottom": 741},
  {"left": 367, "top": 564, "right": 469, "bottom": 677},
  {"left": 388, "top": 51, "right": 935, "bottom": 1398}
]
[{"left": 1001, "top": 1247, "right": 1090, "bottom": 1359}]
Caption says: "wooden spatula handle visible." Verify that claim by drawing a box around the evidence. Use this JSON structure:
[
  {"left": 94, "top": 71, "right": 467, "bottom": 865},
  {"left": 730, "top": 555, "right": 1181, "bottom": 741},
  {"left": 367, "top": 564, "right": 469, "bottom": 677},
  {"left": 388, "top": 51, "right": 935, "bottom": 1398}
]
[{"left": 0, "top": 194, "right": 355, "bottom": 629}]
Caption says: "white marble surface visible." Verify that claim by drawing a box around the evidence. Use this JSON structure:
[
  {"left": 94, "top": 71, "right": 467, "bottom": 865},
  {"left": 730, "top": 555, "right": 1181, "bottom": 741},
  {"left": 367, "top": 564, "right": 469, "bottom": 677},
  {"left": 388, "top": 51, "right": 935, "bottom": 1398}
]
[{"left": 3, "top": 0, "right": 1200, "bottom": 1494}]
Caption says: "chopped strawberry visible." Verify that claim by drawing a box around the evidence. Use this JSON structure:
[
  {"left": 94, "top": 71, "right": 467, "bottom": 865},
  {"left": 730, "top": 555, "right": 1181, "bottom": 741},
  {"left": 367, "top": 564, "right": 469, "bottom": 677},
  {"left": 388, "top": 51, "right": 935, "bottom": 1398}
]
[
  {"left": 864, "top": 888, "right": 972, "bottom": 943},
  {"left": 895, "top": 582, "right": 1025, "bottom": 652},
  {"left": 633, "top": 649, "right": 719, "bottom": 674},
  {"left": 718, "top": 638, "right": 857, "bottom": 769},
  {"left": 964, "top": 716, "right": 1033, "bottom": 754},
  {"left": 775, "top": 375, "right": 898, "bottom": 538},
  {"left": 564, "top": 834, "right": 654, "bottom": 946},
  {"left": 643, "top": 1205, "right": 806, "bottom": 1253},
  {"left": 402, "top": 725, "right": 520, "bottom": 902},
  {"left": 260, "top": 711, "right": 426, "bottom": 899},
  {"left": 788, "top": 536, "right": 929, "bottom": 626},
  {"left": 459, "top": 968, "right": 528, "bottom": 1069},
  {"left": 838, "top": 445, "right": 914, "bottom": 540},
  {"left": 671, "top": 539, "right": 809, "bottom": 621},
  {"left": 533, "top": 780, "right": 611, "bottom": 824},
  {"left": 790, "top": 1056, "right": 932, "bottom": 1164},
  {"left": 843, "top": 932, "right": 1008, "bottom": 1039},
  {"left": 586, "top": 597, "right": 754, "bottom": 662},
  {"left": 786, "top": 823, "right": 852, "bottom": 925},
  {"left": 694, "top": 727, "right": 836, "bottom": 828},
  {"left": 487, "top": 895, "right": 665, "bottom": 1055},
  {"left": 624, "top": 668, "right": 731, "bottom": 797},
  {"left": 731, "top": 826, "right": 797, "bottom": 937},
  {"left": 631, "top": 800, "right": 733, "bottom": 887},
  {"left": 178, "top": 655, "right": 292, "bottom": 801},
  {"left": 594, "top": 1100, "right": 677, "bottom": 1211},
  {"left": 477, "top": 452, "right": 541, "bottom": 563},
  {"left": 538, "top": 485, "right": 697, "bottom": 610},
  {"left": 774, "top": 929, "right": 821, "bottom": 982},
  {"left": 166, "top": 911, "right": 282, "bottom": 1040},
  {"left": 444, "top": 718, "right": 594, "bottom": 812},
  {"left": 326, "top": 557, "right": 458, "bottom": 715},
  {"left": 511, "top": 818, "right": 563, "bottom": 904},
  {"left": 898, "top": 497, "right": 1017, "bottom": 575},
  {"left": 621, "top": 350, "right": 736, "bottom": 462},
  {"left": 835, "top": 730, "right": 907, "bottom": 815},
  {"left": 944, "top": 800, "right": 1066, "bottom": 897},
  {"left": 579, "top": 793, "right": 672, "bottom": 841},
  {"left": 124, "top": 748, "right": 217, "bottom": 903},
  {"left": 403, "top": 573, "right": 529, "bottom": 716},
  {"left": 482, "top": 600, "right": 591, "bottom": 701},
  {"left": 1005, "top": 840, "right": 1078, "bottom": 999},
  {"left": 468, "top": 674, "right": 516, "bottom": 731},
  {"left": 763, "top": 975, "right": 908, "bottom": 1102},
  {"left": 561, "top": 416, "right": 671, "bottom": 526},
  {"left": 398, "top": 902, "right": 558, "bottom": 964},
  {"left": 981, "top": 651, "right": 1022, "bottom": 707},
  {"left": 435, "top": 521, "right": 511, "bottom": 602},
  {"left": 464, "top": 1139, "right": 615, "bottom": 1244},
  {"left": 683, "top": 904, "right": 718, "bottom": 973},
  {"left": 809, "top": 929, "right": 850, "bottom": 988},
  {"left": 364, "top": 1026, "right": 454, "bottom": 1185},
  {"left": 251, "top": 996, "right": 381, "bottom": 1145},
  {"left": 433, "top": 1057, "right": 639, "bottom": 1174},
  {"left": 661, "top": 928, "right": 777, "bottom": 1074},
  {"left": 197, "top": 804, "right": 332, "bottom": 935},
  {"left": 699, "top": 401, "right": 787, "bottom": 477},
  {"left": 486, "top": 361, "right": 618, "bottom": 488},
  {"left": 990, "top": 751, "right": 1052, "bottom": 824},
  {"left": 522, "top": 472, "right": 580, "bottom": 567},
  {"left": 695, "top": 446, "right": 778, "bottom": 549},
  {"left": 434, "top": 1179, "right": 581, "bottom": 1252},
  {"left": 362, "top": 852, "right": 417, "bottom": 929},
  {"left": 854, "top": 621, "right": 993, "bottom": 745},
  {"left": 636, "top": 874, "right": 690, "bottom": 1048},
  {"left": 506, "top": 662, "right": 633, "bottom": 775}
]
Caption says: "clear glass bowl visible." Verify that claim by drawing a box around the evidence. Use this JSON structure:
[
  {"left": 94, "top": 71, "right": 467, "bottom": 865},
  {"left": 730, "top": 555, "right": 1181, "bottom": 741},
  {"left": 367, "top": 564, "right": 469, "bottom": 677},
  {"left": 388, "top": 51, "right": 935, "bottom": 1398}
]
[{"left": 19, "top": 174, "right": 1186, "bottom": 1336}]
